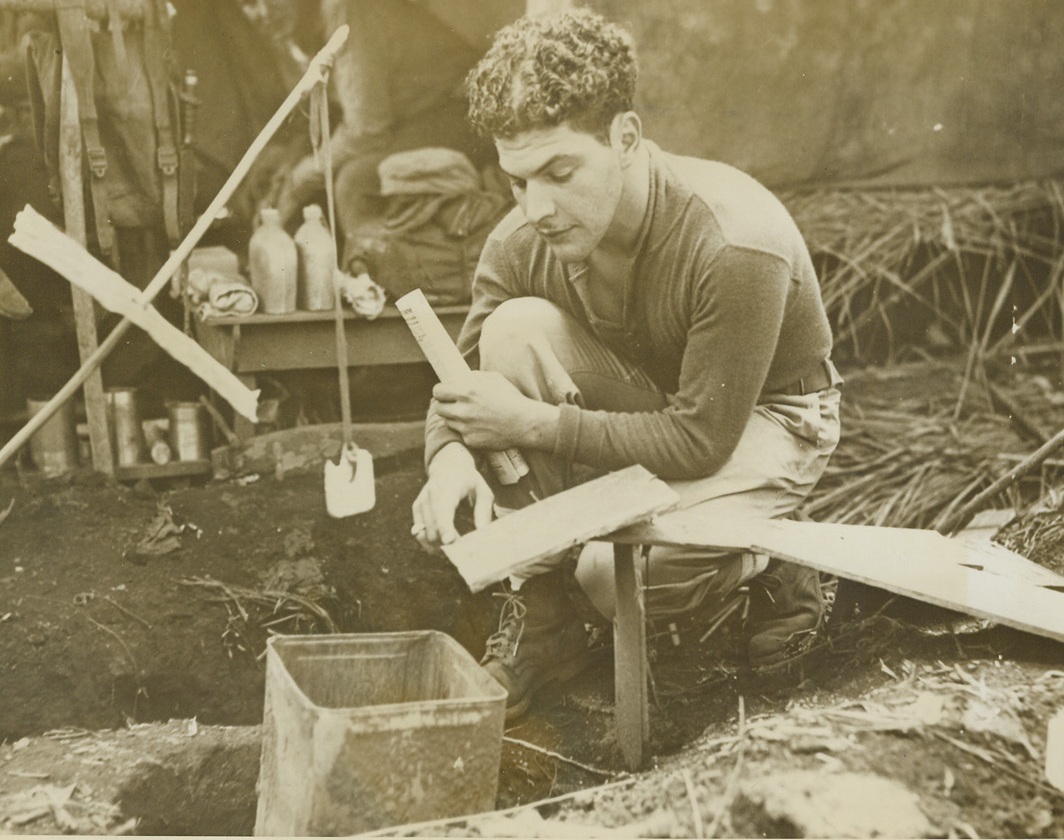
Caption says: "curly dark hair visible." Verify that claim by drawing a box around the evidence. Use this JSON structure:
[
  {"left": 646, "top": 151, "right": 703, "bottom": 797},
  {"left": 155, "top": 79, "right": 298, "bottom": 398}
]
[{"left": 466, "top": 9, "right": 638, "bottom": 140}]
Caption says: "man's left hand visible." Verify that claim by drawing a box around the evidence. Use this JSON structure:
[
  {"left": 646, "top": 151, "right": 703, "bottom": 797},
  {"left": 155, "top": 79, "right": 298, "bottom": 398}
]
[{"left": 433, "top": 371, "right": 551, "bottom": 451}]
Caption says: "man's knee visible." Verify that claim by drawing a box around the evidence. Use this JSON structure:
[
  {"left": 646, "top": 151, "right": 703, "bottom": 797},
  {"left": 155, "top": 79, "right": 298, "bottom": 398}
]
[{"left": 480, "top": 297, "right": 569, "bottom": 375}]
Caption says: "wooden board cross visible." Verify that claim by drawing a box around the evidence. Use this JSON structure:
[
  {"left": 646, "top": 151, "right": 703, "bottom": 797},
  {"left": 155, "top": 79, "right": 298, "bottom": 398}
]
[{"left": 444, "top": 478, "right": 1064, "bottom": 773}]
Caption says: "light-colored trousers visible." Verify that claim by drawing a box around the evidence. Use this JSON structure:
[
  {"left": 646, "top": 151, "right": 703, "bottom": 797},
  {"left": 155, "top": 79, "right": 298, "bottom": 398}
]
[{"left": 479, "top": 297, "right": 842, "bottom": 620}]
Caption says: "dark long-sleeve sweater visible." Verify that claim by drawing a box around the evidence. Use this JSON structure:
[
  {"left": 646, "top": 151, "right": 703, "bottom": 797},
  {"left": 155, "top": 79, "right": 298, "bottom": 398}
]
[{"left": 425, "top": 141, "right": 833, "bottom": 481}]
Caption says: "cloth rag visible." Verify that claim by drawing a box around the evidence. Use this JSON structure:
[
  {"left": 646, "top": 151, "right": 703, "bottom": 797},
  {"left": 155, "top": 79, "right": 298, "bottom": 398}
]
[
  {"left": 188, "top": 268, "right": 259, "bottom": 319},
  {"left": 339, "top": 270, "right": 387, "bottom": 319}
]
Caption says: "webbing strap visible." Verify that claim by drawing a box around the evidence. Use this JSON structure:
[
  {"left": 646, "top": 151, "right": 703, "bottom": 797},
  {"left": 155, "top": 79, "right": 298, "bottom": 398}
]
[
  {"left": 142, "top": 0, "right": 180, "bottom": 246},
  {"left": 55, "top": 0, "right": 114, "bottom": 254},
  {"left": 103, "top": 0, "right": 127, "bottom": 68}
]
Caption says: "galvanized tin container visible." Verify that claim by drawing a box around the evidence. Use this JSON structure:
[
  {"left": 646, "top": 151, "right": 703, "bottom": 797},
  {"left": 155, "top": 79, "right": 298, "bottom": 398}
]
[
  {"left": 106, "top": 387, "right": 145, "bottom": 467},
  {"left": 167, "top": 401, "right": 209, "bottom": 461},
  {"left": 254, "top": 632, "right": 507, "bottom": 836},
  {"left": 26, "top": 397, "right": 79, "bottom": 476}
]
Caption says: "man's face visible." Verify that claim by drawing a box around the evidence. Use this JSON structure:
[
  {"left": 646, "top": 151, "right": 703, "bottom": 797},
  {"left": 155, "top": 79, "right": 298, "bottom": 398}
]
[{"left": 496, "top": 122, "right": 625, "bottom": 263}]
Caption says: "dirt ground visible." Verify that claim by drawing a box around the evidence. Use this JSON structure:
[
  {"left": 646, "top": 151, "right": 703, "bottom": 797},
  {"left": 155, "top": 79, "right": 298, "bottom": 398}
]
[{"left": 2, "top": 357, "right": 1064, "bottom": 836}]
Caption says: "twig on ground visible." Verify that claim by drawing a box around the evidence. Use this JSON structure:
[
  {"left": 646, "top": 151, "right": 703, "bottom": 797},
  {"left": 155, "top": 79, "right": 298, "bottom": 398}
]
[
  {"left": 178, "top": 575, "right": 342, "bottom": 647},
  {"left": 699, "top": 594, "right": 745, "bottom": 644},
  {"left": 932, "top": 731, "right": 1064, "bottom": 799},
  {"left": 503, "top": 736, "right": 617, "bottom": 779},
  {"left": 100, "top": 595, "right": 152, "bottom": 630},
  {"left": 707, "top": 695, "right": 746, "bottom": 839},
  {"left": 936, "top": 424, "right": 1064, "bottom": 534},
  {"left": 682, "top": 768, "right": 705, "bottom": 839},
  {"left": 78, "top": 613, "right": 138, "bottom": 672}
]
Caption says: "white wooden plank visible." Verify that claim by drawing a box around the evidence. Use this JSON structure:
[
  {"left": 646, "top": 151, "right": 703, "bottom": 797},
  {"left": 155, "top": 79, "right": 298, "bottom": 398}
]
[
  {"left": 10, "top": 207, "right": 260, "bottom": 422},
  {"left": 607, "top": 513, "right": 1064, "bottom": 644},
  {"left": 751, "top": 519, "right": 1064, "bottom": 644},
  {"left": 952, "top": 536, "right": 1064, "bottom": 587},
  {"left": 442, "top": 465, "right": 679, "bottom": 592},
  {"left": 609, "top": 507, "right": 758, "bottom": 551}
]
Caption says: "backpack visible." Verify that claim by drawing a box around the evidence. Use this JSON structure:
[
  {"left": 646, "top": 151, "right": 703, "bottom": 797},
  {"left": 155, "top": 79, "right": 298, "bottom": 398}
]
[
  {"left": 21, "top": 0, "right": 187, "bottom": 258},
  {"left": 358, "top": 147, "right": 510, "bottom": 305}
]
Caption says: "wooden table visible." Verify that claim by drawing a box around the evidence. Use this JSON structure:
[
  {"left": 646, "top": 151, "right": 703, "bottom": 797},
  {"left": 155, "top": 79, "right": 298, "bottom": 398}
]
[{"left": 194, "top": 304, "right": 468, "bottom": 437}]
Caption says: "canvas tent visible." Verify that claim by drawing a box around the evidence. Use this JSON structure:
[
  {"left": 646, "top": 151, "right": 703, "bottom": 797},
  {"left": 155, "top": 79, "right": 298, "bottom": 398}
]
[{"left": 595, "top": 0, "right": 1064, "bottom": 189}]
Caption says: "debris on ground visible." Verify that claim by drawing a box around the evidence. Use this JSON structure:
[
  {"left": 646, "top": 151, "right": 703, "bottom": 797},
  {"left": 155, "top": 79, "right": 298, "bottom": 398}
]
[
  {"left": 126, "top": 501, "right": 201, "bottom": 562},
  {"left": 0, "top": 721, "right": 259, "bottom": 835},
  {"left": 2, "top": 354, "right": 1064, "bottom": 836}
]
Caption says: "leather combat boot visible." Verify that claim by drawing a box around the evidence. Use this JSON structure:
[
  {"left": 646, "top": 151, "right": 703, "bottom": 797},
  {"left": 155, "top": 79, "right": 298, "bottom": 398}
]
[
  {"left": 481, "top": 570, "right": 590, "bottom": 720},
  {"left": 746, "top": 558, "right": 827, "bottom": 667}
]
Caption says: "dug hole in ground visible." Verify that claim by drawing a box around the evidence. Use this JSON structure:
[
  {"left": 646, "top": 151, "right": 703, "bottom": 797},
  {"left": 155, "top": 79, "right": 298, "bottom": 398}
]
[{"left": 2, "top": 356, "right": 1064, "bottom": 837}]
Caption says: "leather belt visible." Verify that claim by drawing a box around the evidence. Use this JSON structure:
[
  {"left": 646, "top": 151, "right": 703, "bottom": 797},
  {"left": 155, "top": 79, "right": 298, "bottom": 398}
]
[{"left": 773, "top": 359, "right": 836, "bottom": 397}]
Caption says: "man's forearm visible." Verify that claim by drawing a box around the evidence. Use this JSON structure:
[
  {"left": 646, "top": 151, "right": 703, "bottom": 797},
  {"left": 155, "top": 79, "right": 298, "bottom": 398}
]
[
  {"left": 427, "top": 440, "right": 475, "bottom": 475},
  {"left": 513, "top": 399, "right": 561, "bottom": 451}
]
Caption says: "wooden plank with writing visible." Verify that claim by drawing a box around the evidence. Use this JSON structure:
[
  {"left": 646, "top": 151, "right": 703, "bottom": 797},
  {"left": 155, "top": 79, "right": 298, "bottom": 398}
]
[{"left": 442, "top": 465, "right": 679, "bottom": 592}]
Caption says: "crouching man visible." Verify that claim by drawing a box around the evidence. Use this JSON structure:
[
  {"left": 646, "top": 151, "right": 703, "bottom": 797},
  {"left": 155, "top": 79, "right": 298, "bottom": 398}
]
[{"left": 411, "top": 10, "right": 842, "bottom": 718}]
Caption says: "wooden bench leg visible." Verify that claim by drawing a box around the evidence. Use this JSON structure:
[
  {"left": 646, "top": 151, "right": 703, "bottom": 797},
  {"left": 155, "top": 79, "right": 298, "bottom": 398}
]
[
  {"left": 613, "top": 543, "right": 648, "bottom": 771},
  {"left": 232, "top": 374, "right": 258, "bottom": 441}
]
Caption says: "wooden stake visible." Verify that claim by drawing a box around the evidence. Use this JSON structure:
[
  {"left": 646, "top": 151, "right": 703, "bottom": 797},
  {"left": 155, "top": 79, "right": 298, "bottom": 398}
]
[
  {"left": 936, "top": 424, "right": 1064, "bottom": 535},
  {"left": 614, "top": 542, "right": 648, "bottom": 771},
  {"left": 60, "top": 54, "right": 114, "bottom": 474}
]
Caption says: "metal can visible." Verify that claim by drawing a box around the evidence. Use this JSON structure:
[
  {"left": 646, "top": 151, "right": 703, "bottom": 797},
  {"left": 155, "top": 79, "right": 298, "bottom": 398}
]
[
  {"left": 26, "top": 397, "right": 79, "bottom": 476},
  {"left": 141, "top": 418, "right": 173, "bottom": 465},
  {"left": 106, "top": 387, "right": 145, "bottom": 467},
  {"left": 168, "top": 401, "right": 209, "bottom": 461}
]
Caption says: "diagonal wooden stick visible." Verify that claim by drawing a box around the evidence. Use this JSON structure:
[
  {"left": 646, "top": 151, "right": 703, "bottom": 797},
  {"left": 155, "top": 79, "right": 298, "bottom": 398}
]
[
  {"left": 0, "top": 24, "right": 349, "bottom": 470},
  {"left": 11, "top": 206, "right": 260, "bottom": 421},
  {"left": 936, "top": 423, "right": 1064, "bottom": 535}
]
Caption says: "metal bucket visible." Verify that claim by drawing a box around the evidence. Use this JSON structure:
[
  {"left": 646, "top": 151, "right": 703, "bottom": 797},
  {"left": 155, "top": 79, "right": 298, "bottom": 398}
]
[
  {"left": 168, "top": 401, "right": 208, "bottom": 461},
  {"left": 106, "top": 387, "right": 145, "bottom": 467},
  {"left": 26, "top": 397, "right": 79, "bottom": 476},
  {"left": 254, "top": 632, "right": 507, "bottom": 836}
]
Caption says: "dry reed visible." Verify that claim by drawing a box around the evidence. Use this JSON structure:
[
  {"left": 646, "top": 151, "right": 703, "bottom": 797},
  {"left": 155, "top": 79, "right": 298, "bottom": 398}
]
[
  {"left": 800, "top": 362, "right": 1064, "bottom": 531},
  {"left": 783, "top": 180, "right": 1064, "bottom": 361}
]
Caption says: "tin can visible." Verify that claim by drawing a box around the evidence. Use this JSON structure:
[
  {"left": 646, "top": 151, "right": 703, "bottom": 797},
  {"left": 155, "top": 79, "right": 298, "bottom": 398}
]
[
  {"left": 168, "top": 401, "right": 209, "bottom": 461},
  {"left": 106, "top": 387, "right": 145, "bottom": 467},
  {"left": 26, "top": 397, "right": 79, "bottom": 476},
  {"left": 142, "top": 418, "right": 173, "bottom": 465}
]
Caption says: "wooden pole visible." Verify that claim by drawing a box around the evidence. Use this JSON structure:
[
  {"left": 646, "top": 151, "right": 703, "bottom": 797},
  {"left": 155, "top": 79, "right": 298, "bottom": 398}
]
[
  {"left": 613, "top": 542, "right": 648, "bottom": 771},
  {"left": 0, "top": 24, "right": 351, "bottom": 471},
  {"left": 936, "top": 425, "right": 1064, "bottom": 535},
  {"left": 60, "top": 54, "right": 114, "bottom": 475}
]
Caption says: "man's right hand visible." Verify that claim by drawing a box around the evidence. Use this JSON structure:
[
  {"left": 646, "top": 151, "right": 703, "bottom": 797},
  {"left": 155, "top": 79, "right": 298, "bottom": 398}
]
[{"left": 411, "top": 442, "right": 495, "bottom": 553}]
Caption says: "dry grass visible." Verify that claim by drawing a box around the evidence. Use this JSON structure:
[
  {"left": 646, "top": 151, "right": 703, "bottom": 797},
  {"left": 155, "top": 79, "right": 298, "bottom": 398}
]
[
  {"left": 800, "top": 362, "right": 1064, "bottom": 531},
  {"left": 783, "top": 180, "right": 1064, "bottom": 362},
  {"left": 178, "top": 575, "right": 344, "bottom": 661}
]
